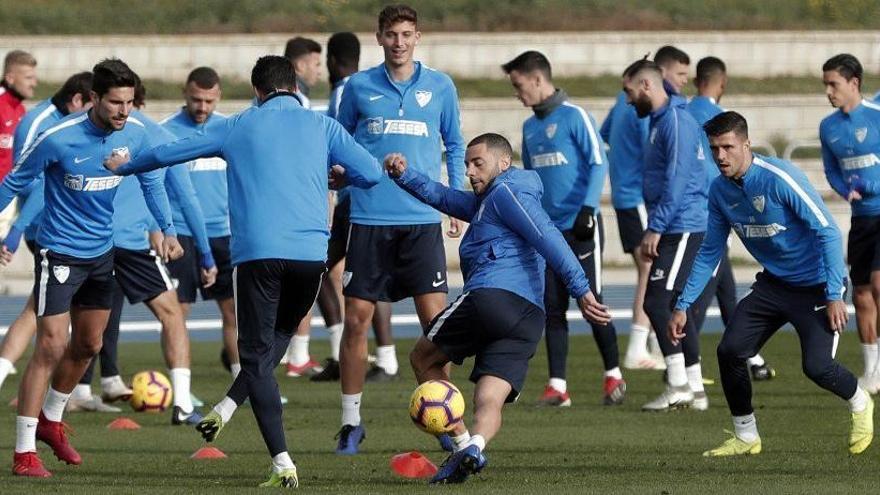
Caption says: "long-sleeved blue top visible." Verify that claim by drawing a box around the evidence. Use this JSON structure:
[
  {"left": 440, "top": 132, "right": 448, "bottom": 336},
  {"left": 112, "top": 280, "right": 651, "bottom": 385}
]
[
  {"left": 600, "top": 91, "right": 650, "bottom": 209},
  {"left": 820, "top": 99, "right": 880, "bottom": 217}
]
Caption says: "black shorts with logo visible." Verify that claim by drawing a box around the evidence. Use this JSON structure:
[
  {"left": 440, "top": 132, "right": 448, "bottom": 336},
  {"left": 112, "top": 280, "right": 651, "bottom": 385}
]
[
  {"left": 167, "top": 235, "right": 234, "bottom": 303},
  {"left": 113, "top": 247, "right": 175, "bottom": 304},
  {"left": 647, "top": 232, "right": 705, "bottom": 294},
  {"left": 615, "top": 205, "right": 648, "bottom": 254},
  {"left": 424, "top": 288, "right": 545, "bottom": 403},
  {"left": 848, "top": 215, "right": 880, "bottom": 286},
  {"left": 32, "top": 246, "right": 115, "bottom": 317},
  {"left": 343, "top": 223, "right": 447, "bottom": 302},
  {"left": 327, "top": 195, "right": 351, "bottom": 269}
]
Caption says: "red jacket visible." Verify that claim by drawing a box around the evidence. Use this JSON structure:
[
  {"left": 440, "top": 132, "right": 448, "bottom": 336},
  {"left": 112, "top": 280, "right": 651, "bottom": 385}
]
[{"left": 0, "top": 86, "right": 26, "bottom": 181}]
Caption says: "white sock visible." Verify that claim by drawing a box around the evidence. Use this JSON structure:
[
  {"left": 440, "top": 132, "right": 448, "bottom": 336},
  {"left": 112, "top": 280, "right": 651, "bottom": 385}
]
[
  {"left": 42, "top": 387, "right": 71, "bottom": 422},
  {"left": 327, "top": 323, "right": 343, "bottom": 362},
  {"left": 463, "top": 434, "right": 486, "bottom": 452},
  {"left": 290, "top": 335, "right": 310, "bottom": 367},
  {"left": 686, "top": 363, "right": 705, "bottom": 393},
  {"left": 648, "top": 330, "right": 663, "bottom": 356},
  {"left": 604, "top": 367, "right": 623, "bottom": 380},
  {"left": 733, "top": 413, "right": 759, "bottom": 443},
  {"left": 375, "top": 345, "right": 398, "bottom": 375},
  {"left": 341, "top": 392, "right": 362, "bottom": 426},
  {"left": 747, "top": 354, "right": 766, "bottom": 367},
  {"left": 170, "top": 368, "right": 194, "bottom": 412},
  {"left": 452, "top": 431, "right": 471, "bottom": 449},
  {"left": 0, "top": 357, "right": 13, "bottom": 388},
  {"left": 665, "top": 353, "right": 687, "bottom": 387},
  {"left": 626, "top": 325, "right": 650, "bottom": 356},
  {"left": 15, "top": 416, "right": 38, "bottom": 453},
  {"left": 72, "top": 383, "right": 92, "bottom": 401},
  {"left": 548, "top": 377, "right": 567, "bottom": 394},
  {"left": 849, "top": 386, "right": 870, "bottom": 413},
  {"left": 230, "top": 362, "right": 242, "bottom": 379},
  {"left": 272, "top": 451, "right": 295, "bottom": 473},
  {"left": 213, "top": 396, "right": 238, "bottom": 424},
  {"left": 861, "top": 343, "right": 879, "bottom": 376}
]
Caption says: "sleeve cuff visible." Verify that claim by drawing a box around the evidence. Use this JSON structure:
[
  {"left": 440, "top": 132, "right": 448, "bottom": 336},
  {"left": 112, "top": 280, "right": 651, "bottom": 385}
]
[{"left": 161, "top": 225, "right": 177, "bottom": 237}]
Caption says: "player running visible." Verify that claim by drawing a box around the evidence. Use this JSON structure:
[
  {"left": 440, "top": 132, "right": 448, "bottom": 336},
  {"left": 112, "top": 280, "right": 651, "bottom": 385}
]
[
  {"left": 333, "top": 4, "right": 465, "bottom": 454},
  {"left": 671, "top": 111, "right": 873, "bottom": 456},
  {"left": 819, "top": 54, "right": 880, "bottom": 394},
  {"left": 105, "top": 55, "right": 383, "bottom": 488},
  {"left": 0, "top": 59, "right": 176, "bottom": 478},
  {"left": 502, "top": 50, "right": 625, "bottom": 407},
  {"left": 386, "top": 133, "right": 612, "bottom": 483},
  {"left": 621, "top": 59, "right": 710, "bottom": 412}
]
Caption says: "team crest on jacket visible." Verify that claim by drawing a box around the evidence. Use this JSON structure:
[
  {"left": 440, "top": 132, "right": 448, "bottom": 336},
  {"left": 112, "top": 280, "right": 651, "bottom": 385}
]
[
  {"left": 856, "top": 127, "right": 868, "bottom": 143},
  {"left": 53, "top": 265, "right": 70, "bottom": 284},
  {"left": 545, "top": 123, "right": 557, "bottom": 139},
  {"left": 415, "top": 90, "right": 432, "bottom": 107},
  {"left": 751, "top": 195, "right": 765, "bottom": 213}
]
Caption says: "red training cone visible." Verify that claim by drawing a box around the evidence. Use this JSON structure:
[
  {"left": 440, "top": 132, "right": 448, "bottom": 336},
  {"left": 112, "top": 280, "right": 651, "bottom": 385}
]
[
  {"left": 191, "top": 446, "right": 227, "bottom": 459},
  {"left": 107, "top": 417, "right": 141, "bottom": 430},
  {"left": 390, "top": 451, "right": 438, "bottom": 479}
]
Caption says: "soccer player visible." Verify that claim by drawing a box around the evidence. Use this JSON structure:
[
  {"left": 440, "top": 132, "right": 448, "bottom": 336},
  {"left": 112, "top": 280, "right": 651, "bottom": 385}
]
[
  {"left": 820, "top": 53, "right": 880, "bottom": 394},
  {"left": 160, "top": 67, "right": 241, "bottom": 382},
  {"left": 687, "top": 56, "right": 775, "bottom": 381},
  {"left": 386, "top": 134, "right": 612, "bottom": 483},
  {"left": 621, "top": 59, "right": 710, "bottom": 412},
  {"left": 0, "top": 72, "right": 93, "bottom": 396},
  {"left": 106, "top": 54, "right": 383, "bottom": 487},
  {"left": 0, "top": 58, "right": 176, "bottom": 478},
  {"left": 502, "top": 50, "right": 625, "bottom": 406},
  {"left": 670, "top": 111, "right": 873, "bottom": 456},
  {"left": 333, "top": 4, "right": 466, "bottom": 454},
  {"left": 284, "top": 36, "right": 322, "bottom": 109},
  {"left": 0, "top": 50, "right": 37, "bottom": 235}
]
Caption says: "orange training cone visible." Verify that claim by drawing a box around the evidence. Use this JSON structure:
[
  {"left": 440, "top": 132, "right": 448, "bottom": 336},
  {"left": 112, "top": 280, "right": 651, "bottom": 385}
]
[
  {"left": 390, "top": 451, "right": 438, "bottom": 479},
  {"left": 107, "top": 417, "right": 141, "bottom": 430},
  {"left": 191, "top": 446, "right": 227, "bottom": 459}
]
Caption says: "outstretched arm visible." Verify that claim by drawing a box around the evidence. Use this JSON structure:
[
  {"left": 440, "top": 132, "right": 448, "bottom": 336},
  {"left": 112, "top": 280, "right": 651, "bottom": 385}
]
[{"left": 387, "top": 153, "right": 478, "bottom": 222}]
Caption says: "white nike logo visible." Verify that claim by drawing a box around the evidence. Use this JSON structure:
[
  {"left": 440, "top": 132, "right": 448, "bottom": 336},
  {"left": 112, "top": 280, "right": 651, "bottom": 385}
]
[
  {"left": 577, "top": 252, "right": 593, "bottom": 260},
  {"left": 830, "top": 137, "right": 840, "bottom": 144},
  {"left": 432, "top": 279, "right": 446, "bottom": 287},
  {"left": 369, "top": 95, "right": 385, "bottom": 102},
  {"left": 74, "top": 156, "right": 92, "bottom": 164},
  {"left": 649, "top": 273, "right": 665, "bottom": 281},
  {"left": 728, "top": 202, "right": 740, "bottom": 209},
  {"left": 3, "top": 120, "right": 12, "bottom": 127},
  {"left": 814, "top": 305, "right": 826, "bottom": 311}
]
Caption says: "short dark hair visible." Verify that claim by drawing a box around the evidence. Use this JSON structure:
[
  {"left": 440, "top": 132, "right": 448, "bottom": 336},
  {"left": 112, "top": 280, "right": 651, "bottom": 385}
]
[
  {"left": 501, "top": 51, "right": 552, "bottom": 80},
  {"left": 622, "top": 59, "right": 662, "bottom": 81},
  {"left": 53, "top": 72, "right": 92, "bottom": 106},
  {"left": 823, "top": 53, "right": 863, "bottom": 89},
  {"left": 695, "top": 56, "right": 726, "bottom": 84},
  {"left": 327, "top": 32, "right": 361, "bottom": 69},
  {"left": 284, "top": 37, "right": 321, "bottom": 62},
  {"left": 378, "top": 4, "right": 418, "bottom": 32},
  {"left": 91, "top": 58, "right": 139, "bottom": 98},
  {"left": 186, "top": 67, "right": 220, "bottom": 90},
  {"left": 468, "top": 133, "right": 513, "bottom": 159},
  {"left": 251, "top": 55, "right": 297, "bottom": 94},
  {"left": 133, "top": 75, "right": 146, "bottom": 108},
  {"left": 654, "top": 45, "right": 690, "bottom": 67},
  {"left": 703, "top": 111, "right": 749, "bottom": 139}
]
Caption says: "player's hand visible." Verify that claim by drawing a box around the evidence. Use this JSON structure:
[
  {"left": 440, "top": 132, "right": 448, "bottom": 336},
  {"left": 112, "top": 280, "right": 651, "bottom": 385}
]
[
  {"left": 329, "top": 165, "right": 347, "bottom": 190},
  {"left": 0, "top": 245, "right": 14, "bottom": 266},
  {"left": 148, "top": 230, "right": 164, "bottom": 254},
  {"left": 201, "top": 266, "right": 218, "bottom": 288},
  {"left": 103, "top": 150, "right": 131, "bottom": 174},
  {"left": 162, "top": 235, "right": 184, "bottom": 263},
  {"left": 384, "top": 153, "right": 407, "bottom": 178},
  {"left": 847, "top": 189, "right": 863, "bottom": 202},
  {"left": 578, "top": 291, "right": 612, "bottom": 325},
  {"left": 447, "top": 216, "right": 463, "bottom": 238},
  {"left": 639, "top": 230, "right": 661, "bottom": 261},
  {"left": 826, "top": 299, "right": 848, "bottom": 333},
  {"left": 667, "top": 309, "right": 688, "bottom": 346}
]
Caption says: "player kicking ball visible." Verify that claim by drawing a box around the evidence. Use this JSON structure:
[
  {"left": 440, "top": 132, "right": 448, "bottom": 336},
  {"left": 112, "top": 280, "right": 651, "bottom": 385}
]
[
  {"left": 386, "top": 133, "right": 611, "bottom": 483},
  {"left": 668, "top": 111, "right": 873, "bottom": 457}
]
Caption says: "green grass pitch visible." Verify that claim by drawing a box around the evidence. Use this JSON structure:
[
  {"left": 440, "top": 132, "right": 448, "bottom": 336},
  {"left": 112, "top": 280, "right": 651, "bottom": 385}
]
[{"left": 0, "top": 330, "right": 878, "bottom": 493}]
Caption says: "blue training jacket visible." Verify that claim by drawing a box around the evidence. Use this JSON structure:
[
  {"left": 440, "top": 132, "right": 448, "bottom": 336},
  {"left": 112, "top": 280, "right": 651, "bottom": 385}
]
[
  {"left": 686, "top": 95, "right": 725, "bottom": 184},
  {"left": 820, "top": 99, "right": 880, "bottom": 217},
  {"left": 10, "top": 99, "right": 65, "bottom": 242},
  {"left": 337, "top": 62, "right": 466, "bottom": 225},
  {"left": 522, "top": 97, "right": 608, "bottom": 230},
  {"left": 600, "top": 91, "right": 650, "bottom": 210},
  {"left": 0, "top": 111, "right": 175, "bottom": 258},
  {"left": 161, "top": 108, "right": 230, "bottom": 237},
  {"left": 116, "top": 92, "right": 382, "bottom": 265},
  {"left": 394, "top": 166, "right": 590, "bottom": 310},
  {"left": 676, "top": 154, "right": 846, "bottom": 310},
  {"left": 643, "top": 94, "right": 709, "bottom": 234}
]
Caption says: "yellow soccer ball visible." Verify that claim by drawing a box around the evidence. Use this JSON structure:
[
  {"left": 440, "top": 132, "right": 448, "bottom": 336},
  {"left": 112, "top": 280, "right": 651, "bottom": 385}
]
[
  {"left": 409, "top": 380, "right": 465, "bottom": 435},
  {"left": 130, "top": 371, "right": 173, "bottom": 413}
]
